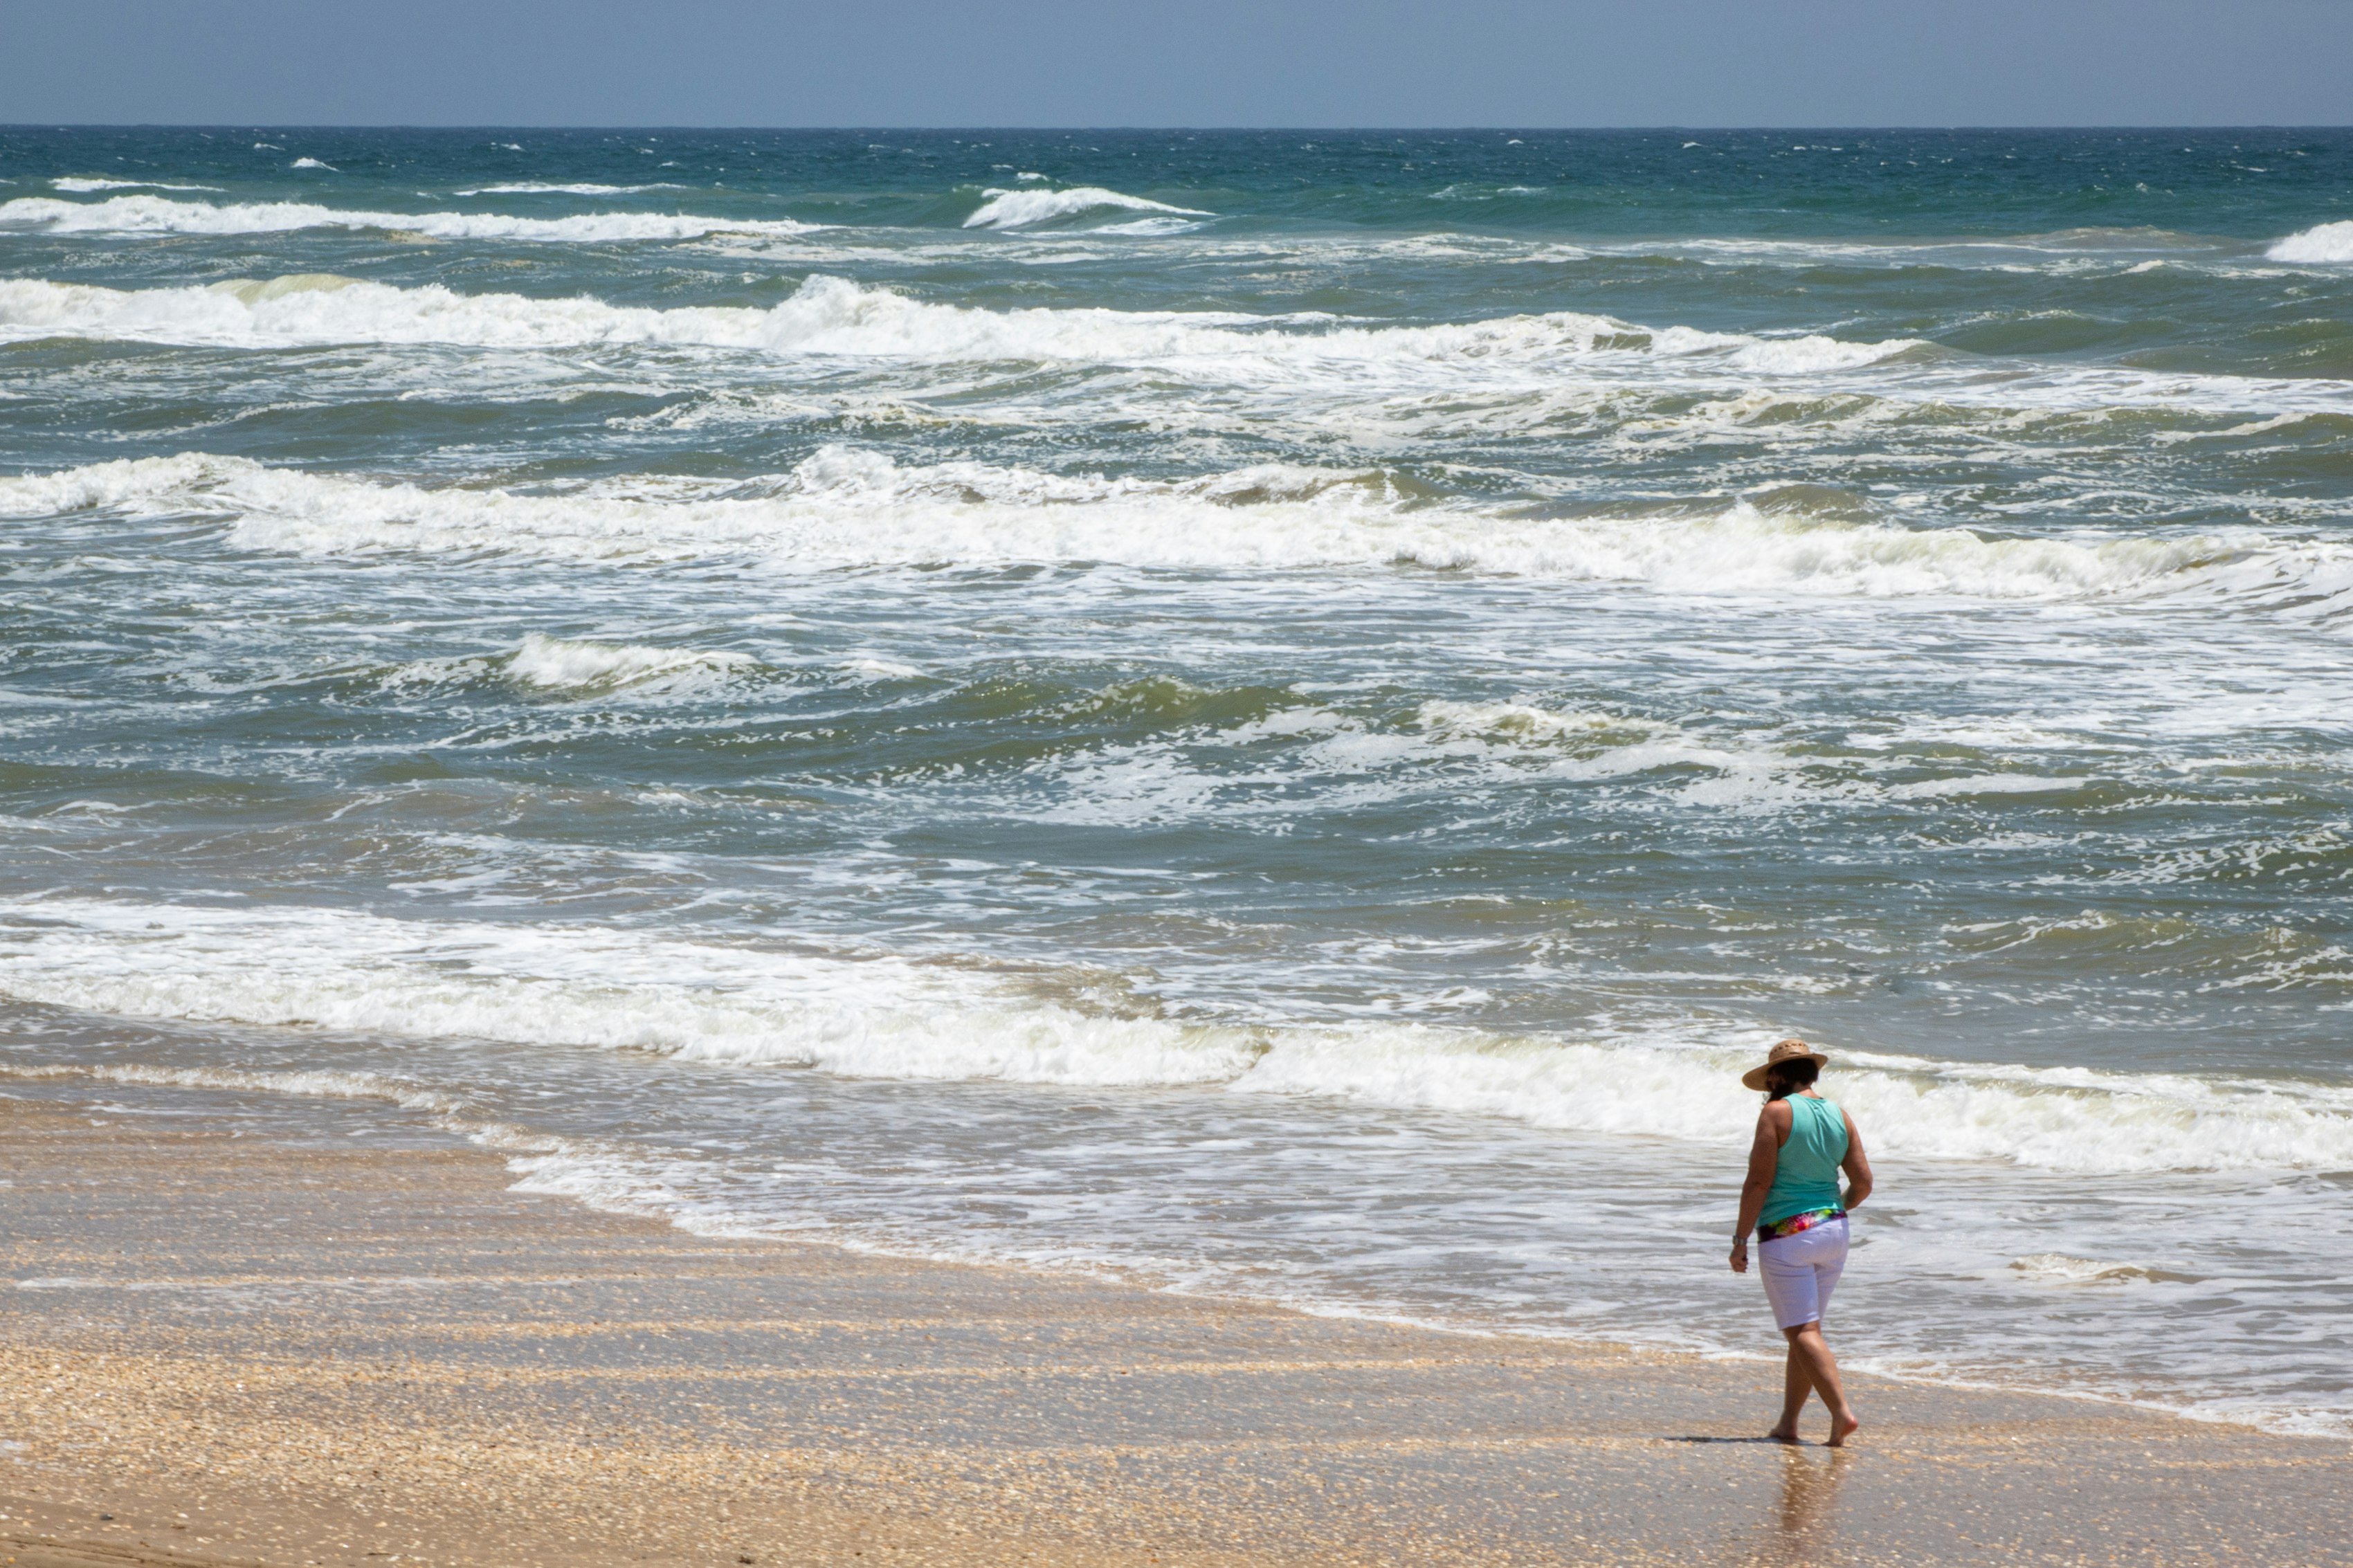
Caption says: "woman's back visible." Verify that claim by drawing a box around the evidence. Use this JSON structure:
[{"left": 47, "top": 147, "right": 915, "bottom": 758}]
[{"left": 1762, "top": 1095, "right": 1848, "bottom": 1224}]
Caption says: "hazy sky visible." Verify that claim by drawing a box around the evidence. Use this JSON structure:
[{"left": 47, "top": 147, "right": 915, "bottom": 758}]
[{"left": 6, "top": 0, "right": 2350, "bottom": 127}]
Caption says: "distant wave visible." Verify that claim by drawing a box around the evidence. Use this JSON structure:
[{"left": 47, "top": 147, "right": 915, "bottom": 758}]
[
  {"left": 0, "top": 194, "right": 820, "bottom": 243},
  {"left": 2268, "top": 221, "right": 2353, "bottom": 264},
  {"left": 6, "top": 896, "right": 2352, "bottom": 1175},
  {"left": 0, "top": 272, "right": 1922, "bottom": 381},
  {"left": 8, "top": 451, "right": 2342, "bottom": 619},
  {"left": 51, "top": 177, "right": 223, "bottom": 193},
  {"left": 14, "top": 273, "right": 2349, "bottom": 446},
  {"left": 963, "top": 185, "right": 1212, "bottom": 230},
  {"left": 453, "top": 182, "right": 689, "bottom": 196},
  {"left": 17, "top": 268, "right": 2342, "bottom": 428}
]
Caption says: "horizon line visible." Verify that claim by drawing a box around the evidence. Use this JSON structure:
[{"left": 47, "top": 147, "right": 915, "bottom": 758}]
[{"left": 8, "top": 122, "right": 2353, "bottom": 134}]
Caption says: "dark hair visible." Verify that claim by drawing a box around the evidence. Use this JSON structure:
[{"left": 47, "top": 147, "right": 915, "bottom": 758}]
[{"left": 1764, "top": 1057, "right": 1820, "bottom": 1102}]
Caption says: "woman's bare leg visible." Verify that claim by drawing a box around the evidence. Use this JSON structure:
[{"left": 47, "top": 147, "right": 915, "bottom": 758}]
[
  {"left": 1769, "top": 1339, "right": 1810, "bottom": 1440},
  {"left": 1782, "top": 1322, "right": 1860, "bottom": 1445}
]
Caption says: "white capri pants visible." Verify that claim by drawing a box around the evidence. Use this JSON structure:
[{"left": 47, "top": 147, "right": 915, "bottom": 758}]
[{"left": 1758, "top": 1215, "right": 1848, "bottom": 1329}]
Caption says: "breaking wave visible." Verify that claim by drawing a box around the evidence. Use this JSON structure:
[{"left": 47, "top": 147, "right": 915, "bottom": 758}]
[
  {"left": 5, "top": 450, "right": 2338, "bottom": 612},
  {"left": 369, "top": 633, "right": 761, "bottom": 698},
  {"left": 0, "top": 194, "right": 820, "bottom": 244},
  {"left": 963, "top": 185, "right": 1214, "bottom": 230},
  {"left": 0, "top": 271, "right": 1916, "bottom": 380},
  {"left": 499, "top": 633, "right": 756, "bottom": 694},
  {"left": 4, "top": 897, "right": 2351, "bottom": 1175},
  {"left": 2266, "top": 221, "right": 2353, "bottom": 265}
]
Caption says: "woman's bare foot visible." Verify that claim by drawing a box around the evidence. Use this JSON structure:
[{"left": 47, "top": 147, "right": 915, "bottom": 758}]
[
  {"left": 1767, "top": 1422, "right": 1800, "bottom": 1442},
  {"left": 1826, "top": 1411, "right": 1861, "bottom": 1447}
]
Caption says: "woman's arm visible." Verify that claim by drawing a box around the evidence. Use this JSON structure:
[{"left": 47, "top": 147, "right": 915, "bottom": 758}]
[
  {"left": 1729, "top": 1104, "right": 1786, "bottom": 1274},
  {"left": 1839, "top": 1110, "right": 1873, "bottom": 1212}
]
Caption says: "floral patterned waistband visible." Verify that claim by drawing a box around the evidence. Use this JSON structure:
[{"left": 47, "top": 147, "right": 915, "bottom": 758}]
[{"left": 1757, "top": 1206, "right": 1845, "bottom": 1243}]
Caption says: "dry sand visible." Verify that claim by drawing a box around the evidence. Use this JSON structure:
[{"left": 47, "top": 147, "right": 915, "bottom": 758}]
[{"left": 2, "top": 1093, "right": 2346, "bottom": 1567}]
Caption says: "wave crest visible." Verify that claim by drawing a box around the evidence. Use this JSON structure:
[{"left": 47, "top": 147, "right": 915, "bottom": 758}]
[
  {"left": 501, "top": 633, "right": 756, "bottom": 694},
  {"left": 963, "top": 185, "right": 1212, "bottom": 230}
]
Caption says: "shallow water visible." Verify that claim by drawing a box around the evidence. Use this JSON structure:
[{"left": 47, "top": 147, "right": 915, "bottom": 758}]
[{"left": 3, "top": 127, "right": 2350, "bottom": 1433}]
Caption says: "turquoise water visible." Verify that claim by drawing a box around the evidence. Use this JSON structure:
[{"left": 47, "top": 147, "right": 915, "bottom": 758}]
[{"left": 3, "top": 128, "right": 2351, "bottom": 1433}]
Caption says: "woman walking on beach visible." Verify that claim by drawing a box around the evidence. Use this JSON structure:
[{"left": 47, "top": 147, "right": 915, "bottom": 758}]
[{"left": 1729, "top": 1039, "right": 1873, "bottom": 1446}]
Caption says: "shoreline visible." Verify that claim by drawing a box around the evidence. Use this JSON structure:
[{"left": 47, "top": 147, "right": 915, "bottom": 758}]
[
  {"left": 18, "top": 1055, "right": 2333, "bottom": 1443},
  {"left": 6, "top": 1090, "right": 2351, "bottom": 1567}
]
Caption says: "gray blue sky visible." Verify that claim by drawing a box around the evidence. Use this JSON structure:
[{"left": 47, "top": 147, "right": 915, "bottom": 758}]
[{"left": 5, "top": 0, "right": 2350, "bottom": 126}]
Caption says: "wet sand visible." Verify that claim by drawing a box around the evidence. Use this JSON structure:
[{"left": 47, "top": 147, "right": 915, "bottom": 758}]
[{"left": 2, "top": 1093, "right": 2347, "bottom": 1567}]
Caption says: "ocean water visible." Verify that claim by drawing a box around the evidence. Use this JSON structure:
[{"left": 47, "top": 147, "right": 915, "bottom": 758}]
[{"left": 3, "top": 127, "right": 2351, "bottom": 1434}]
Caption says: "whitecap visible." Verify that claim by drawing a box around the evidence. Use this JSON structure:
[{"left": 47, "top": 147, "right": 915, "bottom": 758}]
[
  {"left": 963, "top": 185, "right": 1212, "bottom": 230},
  {"left": 2267, "top": 220, "right": 2353, "bottom": 264}
]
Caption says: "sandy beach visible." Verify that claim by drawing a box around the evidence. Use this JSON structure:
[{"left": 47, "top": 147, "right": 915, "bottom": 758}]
[{"left": 2, "top": 1090, "right": 2345, "bottom": 1568}]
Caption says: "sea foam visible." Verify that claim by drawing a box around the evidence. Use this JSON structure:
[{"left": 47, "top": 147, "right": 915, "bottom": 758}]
[
  {"left": 3, "top": 897, "right": 2351, "bottom": 1175},
  {"left": 1, "top": 450, "right": 2323, "bottom": 612}
]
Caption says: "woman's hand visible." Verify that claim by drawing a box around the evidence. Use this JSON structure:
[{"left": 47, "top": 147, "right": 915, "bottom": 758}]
[{"left": 1729, "top": 1239, "right": 1750, "bottom": 1275}]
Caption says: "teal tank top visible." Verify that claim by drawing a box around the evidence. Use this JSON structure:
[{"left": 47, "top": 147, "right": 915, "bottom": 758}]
[{"left": 1761, "top": 1095, "right": 1849, "bottom": 1225}]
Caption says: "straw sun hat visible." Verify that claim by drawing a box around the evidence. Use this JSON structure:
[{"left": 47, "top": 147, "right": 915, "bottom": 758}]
[{"left": 1741, "top": 1038, "right": 1829, "bottom": 1092}]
